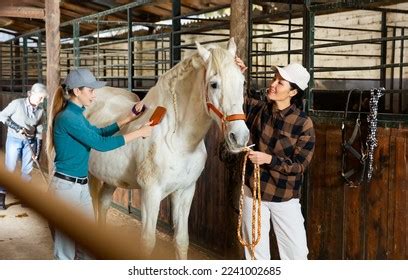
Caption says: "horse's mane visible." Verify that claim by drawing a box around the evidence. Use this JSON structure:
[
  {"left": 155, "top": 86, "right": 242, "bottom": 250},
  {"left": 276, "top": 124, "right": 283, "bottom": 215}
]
[
  {"left": 153, "top": 44, "right": 236, "bottom": 98},
  {"left": 144, "top": 44, "right": 234, "bottom": 131},
  {"left": 205, "top": 46, "right": 236, "bottom": 79}
]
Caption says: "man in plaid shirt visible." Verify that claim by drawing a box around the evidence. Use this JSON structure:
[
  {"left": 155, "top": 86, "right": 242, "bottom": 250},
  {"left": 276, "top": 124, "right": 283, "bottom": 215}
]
[{"left": 236, "top": 59, "right": 315, "bottom": 260}]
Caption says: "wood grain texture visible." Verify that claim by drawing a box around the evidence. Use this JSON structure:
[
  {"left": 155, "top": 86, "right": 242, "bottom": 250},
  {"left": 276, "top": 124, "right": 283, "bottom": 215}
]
[{"left": 45, "top": 0, "right": 61, "bottom": 100}]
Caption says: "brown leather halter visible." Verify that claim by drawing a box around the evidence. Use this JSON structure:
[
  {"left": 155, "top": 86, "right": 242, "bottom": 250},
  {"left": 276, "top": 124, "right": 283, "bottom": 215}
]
[
  {"left": 203, "top": 71, "right": 246, "bottom": 133},
  {"left": 206, "top": 101, "right": 246, "bottom": 133}
]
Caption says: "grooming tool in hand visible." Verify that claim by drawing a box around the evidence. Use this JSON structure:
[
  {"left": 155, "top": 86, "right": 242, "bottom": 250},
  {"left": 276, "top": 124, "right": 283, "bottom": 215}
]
[
  {"left": 149, "top": 106, "right": 167, "bottom": 126},
  {"left": 132, "top": 104, "right": 146, "bottom": 117}
]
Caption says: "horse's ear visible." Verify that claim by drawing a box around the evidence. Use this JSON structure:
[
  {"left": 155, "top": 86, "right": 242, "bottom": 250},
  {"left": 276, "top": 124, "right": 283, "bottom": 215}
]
[
  {"left": 195, "top": 41, "right": 210, "bottom": 63},
  {"left": 227, "top": 37, "right": 237, "bottom": 57}
]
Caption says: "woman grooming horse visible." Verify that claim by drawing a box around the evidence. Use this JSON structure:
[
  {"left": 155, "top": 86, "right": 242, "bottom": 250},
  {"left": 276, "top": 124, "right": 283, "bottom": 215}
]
[
  {"left": 46, "top": 68, "right": 153, "bottom": 260},
  {"left": 86, "top": 39, "right": 249, "bottom": 259}
]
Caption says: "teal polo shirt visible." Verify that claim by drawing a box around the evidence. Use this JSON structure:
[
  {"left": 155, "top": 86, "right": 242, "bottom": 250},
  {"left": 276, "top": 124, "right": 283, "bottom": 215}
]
[{"left": 54, "top": 101, "right": 125, "bottom": 177}]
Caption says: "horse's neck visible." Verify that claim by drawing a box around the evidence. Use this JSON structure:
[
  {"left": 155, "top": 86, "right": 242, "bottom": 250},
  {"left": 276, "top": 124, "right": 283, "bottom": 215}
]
[{"left": 161, "top": 64, "right": 212, "bottom": 149}]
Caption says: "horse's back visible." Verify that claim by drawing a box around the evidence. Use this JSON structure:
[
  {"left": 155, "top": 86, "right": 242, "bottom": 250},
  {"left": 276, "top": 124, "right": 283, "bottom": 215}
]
[{"left": 85, "top": 86, "right": 140, "bottom": 126}]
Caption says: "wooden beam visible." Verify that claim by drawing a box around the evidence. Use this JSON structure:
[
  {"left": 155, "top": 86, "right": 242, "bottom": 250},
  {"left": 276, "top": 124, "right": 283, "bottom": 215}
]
[
  {"left": 2, "top": 20, "right": 43, "bottom": 36},
  {"left": 228, "top": 1, "right": 249, "bottom": 259},
  {"left": 230, "top": 0, "right": 249, "bottom": 62},
  {"left": 0, "top": 17, "right": 14, "bottom": 27},
  {"left": 45, "top": 0, "right": 61, "bottom": 103},
  {"left": 0, "top": 6, "right": 45, "bottom": 19}
]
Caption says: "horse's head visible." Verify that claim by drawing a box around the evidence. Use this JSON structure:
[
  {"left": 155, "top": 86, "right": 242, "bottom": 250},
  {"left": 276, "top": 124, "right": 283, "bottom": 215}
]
[{"left": 195, "top": 38, "right": 250, "bottom": 153}]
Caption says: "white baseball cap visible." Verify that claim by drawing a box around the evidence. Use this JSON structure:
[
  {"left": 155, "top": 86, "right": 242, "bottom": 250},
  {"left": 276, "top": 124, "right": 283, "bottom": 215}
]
[
  {"left": 28, "top": 83, "right": 48, "bottom": 96},
  {"left": 272, "top": 63, "right": 310, "bottom": 91},
  {"left": 64, "top": 68, "right": 106, "bottom": 90}
]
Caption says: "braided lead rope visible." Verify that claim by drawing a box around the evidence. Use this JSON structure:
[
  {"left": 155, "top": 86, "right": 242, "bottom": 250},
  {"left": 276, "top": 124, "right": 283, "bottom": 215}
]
[
  {"left": 366, "top": 87, "right": 385, "bottom": 181},
  {"left": 237, "top": 149, "right": 262, "bottom": 260}
]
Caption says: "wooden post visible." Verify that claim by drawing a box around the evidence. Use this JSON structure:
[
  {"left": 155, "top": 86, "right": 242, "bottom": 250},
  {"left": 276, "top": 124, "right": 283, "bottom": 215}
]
[
  {"left": 230, "top": 0, "right": 249, "bottom": 62},
  {"left": 227, "top": 0, "right": 250, "bottom": 260},
  {"left": 45, "top": 0, "right": 61, "bottom": 99}
]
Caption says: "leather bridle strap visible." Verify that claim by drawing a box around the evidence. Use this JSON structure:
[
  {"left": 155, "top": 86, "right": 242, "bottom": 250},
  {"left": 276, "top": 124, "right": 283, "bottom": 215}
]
[
  {"left": 207, "top": 103, "right": 246, "bottom": 122},
  {"left": 341, "top": 88, "right": 367, "bottom": 187},
  {"left": 207, "top": 103, "right": 224, "bottom": 119},
  {"left": 202, "top": 68, "right": 246, "bottom": 133},
  {"left": 207, "top": 102, "right": 246, "bottom": 133},
  {"left": 226, "top": 114, "right": 247, "bottom": 122}
]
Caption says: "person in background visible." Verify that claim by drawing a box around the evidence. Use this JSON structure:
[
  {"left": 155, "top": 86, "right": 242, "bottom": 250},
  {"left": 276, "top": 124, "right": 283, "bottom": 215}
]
[
  {"left": 0, "top": 83, "right": 48, "bottom": 210},
  {"left": 46, "top": 68, "right": 152, "bottom": 260},
  {"left": 235, "top": 58, "right": 315, "bottom": 260}
]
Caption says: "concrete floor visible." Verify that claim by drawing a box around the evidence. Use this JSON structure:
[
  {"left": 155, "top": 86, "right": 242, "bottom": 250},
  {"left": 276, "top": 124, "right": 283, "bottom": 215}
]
[{"left": 0, "top": 170, "right": 213, "bottom": 260}]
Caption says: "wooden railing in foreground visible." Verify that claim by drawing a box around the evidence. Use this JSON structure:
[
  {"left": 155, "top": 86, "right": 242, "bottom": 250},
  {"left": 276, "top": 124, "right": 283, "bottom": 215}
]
[{"left": 0, "top": 155, "right": 173, "bottom": 260}]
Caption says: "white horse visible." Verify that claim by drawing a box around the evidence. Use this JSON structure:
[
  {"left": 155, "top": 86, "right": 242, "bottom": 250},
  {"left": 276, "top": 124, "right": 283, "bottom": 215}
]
[{"left": 85, "top": 38, "right": 249, "bottom": 259}]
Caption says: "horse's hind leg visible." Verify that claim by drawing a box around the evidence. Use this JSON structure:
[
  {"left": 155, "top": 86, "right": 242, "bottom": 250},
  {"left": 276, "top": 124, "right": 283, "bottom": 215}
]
[
  {"left": 89, "top": 174, "right": 116, "bottom": 226},
  {"left": 140, "top": 188, "right": 162, "bottom": 256},
  {"left": 171, "top": 184, "right": 196, "bottom": 260},
  {"left": 97, "top": 183, "right": 116, "bottom": 226}
]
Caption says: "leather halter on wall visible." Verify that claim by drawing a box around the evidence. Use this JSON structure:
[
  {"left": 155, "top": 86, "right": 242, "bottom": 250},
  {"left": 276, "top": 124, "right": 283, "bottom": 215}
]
[{"left": 341, "top": 88, "right": 367, "bottom": 187}]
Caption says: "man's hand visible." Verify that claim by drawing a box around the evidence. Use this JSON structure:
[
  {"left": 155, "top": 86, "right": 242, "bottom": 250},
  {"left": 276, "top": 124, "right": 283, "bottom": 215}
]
[
  {"left": 248, "top": 150, "right": 272, "bottom": 165},
  {"left": 21, "top": 128, "right": 35, "bottom": 139}
]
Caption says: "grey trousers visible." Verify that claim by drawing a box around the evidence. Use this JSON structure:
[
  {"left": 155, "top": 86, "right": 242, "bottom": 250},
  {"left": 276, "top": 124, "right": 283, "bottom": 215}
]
[{"left": 50, "top": 175, "right": 94, "bottom": 260}]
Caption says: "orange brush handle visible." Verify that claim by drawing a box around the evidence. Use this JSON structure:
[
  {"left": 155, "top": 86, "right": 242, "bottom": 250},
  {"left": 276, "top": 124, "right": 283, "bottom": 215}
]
[{"left": 149, "top": 106, "right": 167, "bottom": 126}]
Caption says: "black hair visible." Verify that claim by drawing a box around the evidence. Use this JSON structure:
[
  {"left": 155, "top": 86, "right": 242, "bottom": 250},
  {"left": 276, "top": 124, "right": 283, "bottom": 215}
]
[{"left": 289, "top": 82, "right": 305, "bottom": 109}]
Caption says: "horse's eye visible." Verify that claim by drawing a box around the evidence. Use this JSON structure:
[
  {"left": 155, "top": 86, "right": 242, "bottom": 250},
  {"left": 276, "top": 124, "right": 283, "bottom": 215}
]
[{"left": 210, "top": 82, "right": 218, "bottom": 89}]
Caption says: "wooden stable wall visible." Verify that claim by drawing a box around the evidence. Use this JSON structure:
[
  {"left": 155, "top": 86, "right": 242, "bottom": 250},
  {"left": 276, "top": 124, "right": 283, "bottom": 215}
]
[
  {"left": 307, "top": 121, "right": 408, "bottom": 260},
  {"left": 113, "top": 119, "right": 408, "bottom": 259}
]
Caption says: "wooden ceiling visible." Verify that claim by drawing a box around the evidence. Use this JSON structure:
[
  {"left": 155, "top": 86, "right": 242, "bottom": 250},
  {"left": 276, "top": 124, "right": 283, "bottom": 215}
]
[
  {"left": 0, "top": 0, "right": 231, "bottom": 37},
  {"left": 0, "top": 0, "right": 405, "bottom": 38}
]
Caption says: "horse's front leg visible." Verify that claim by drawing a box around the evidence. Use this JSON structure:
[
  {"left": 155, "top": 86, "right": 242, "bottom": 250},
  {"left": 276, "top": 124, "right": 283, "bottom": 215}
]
[
  {"left": 140, "top": 188, "right": 162, "bottom": 256},
  {"left": 171, "top": 184, "right": 196, "bottom": 260}
]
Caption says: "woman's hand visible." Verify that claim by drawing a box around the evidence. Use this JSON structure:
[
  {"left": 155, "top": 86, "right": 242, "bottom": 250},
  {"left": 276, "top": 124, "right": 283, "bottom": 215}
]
[
  {"left": 138, "top": 121, "right": 153, "bottom": 138},
  {"left": 248, "top": 150, "right": 272, "bottom": 165},
  {"left": 123, "top": 121, "right": 153, "bottom": 143},
  {"left": 118, "top": 101, "right": 146, "bottom": 127},
  {"left": 235, "top": 56, "right": 248, "bottom": 73},
  {"left": 132, "top": 101, "right": 145, "bottom": 116}
]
